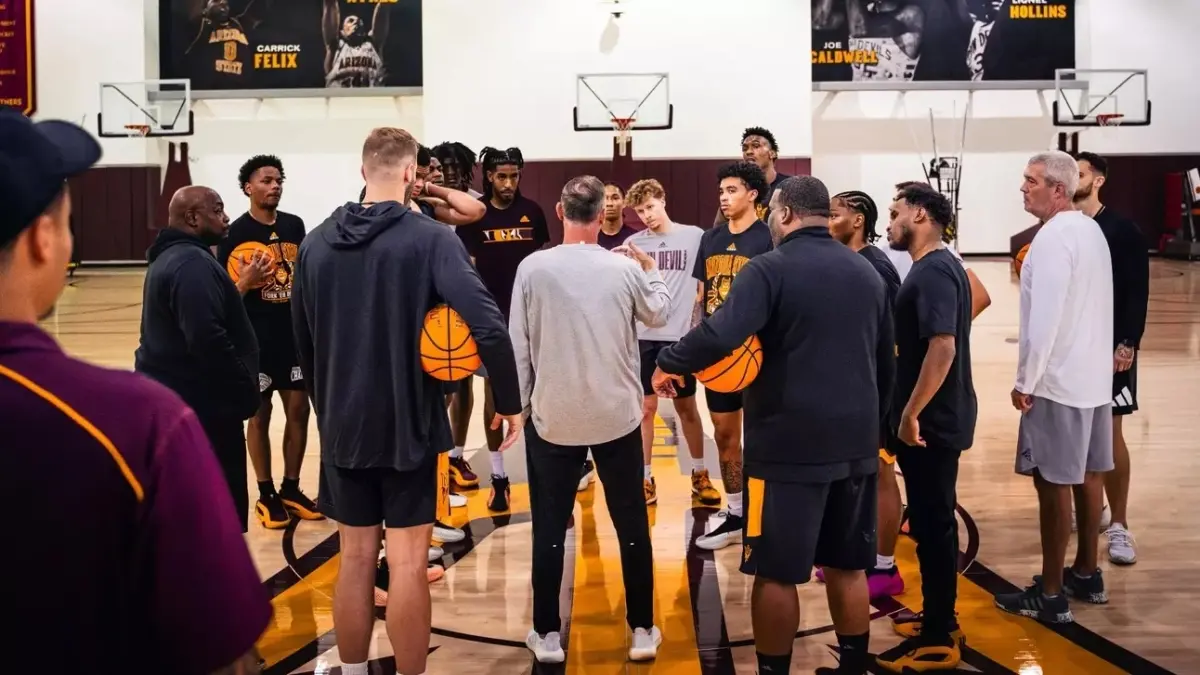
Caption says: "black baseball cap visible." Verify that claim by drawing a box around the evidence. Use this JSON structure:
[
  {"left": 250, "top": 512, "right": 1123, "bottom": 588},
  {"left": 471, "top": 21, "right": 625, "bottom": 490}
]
[{"left": 0, "top": 108, "right": 102, "bottom": 248}]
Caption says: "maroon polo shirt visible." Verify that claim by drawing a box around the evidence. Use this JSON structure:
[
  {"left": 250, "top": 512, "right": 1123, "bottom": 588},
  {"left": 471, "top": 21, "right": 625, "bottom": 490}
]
[{"left": 0, "top": 321, "right": 271, "bottom": 673}]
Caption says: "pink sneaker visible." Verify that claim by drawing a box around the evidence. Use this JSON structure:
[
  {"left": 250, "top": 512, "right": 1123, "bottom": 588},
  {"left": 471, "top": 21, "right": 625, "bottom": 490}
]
[
  {"left": 866, "top": 566, "right": 904, "bottom": 599},
  {"left": 813, "top": 566, "right": 904, "bottom": 600}
]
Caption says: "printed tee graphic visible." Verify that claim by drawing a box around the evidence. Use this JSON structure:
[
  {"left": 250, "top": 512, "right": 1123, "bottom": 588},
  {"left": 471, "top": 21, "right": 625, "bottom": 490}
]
[{"left": 227, "top": 234, "right": 299, "bottom": 303}]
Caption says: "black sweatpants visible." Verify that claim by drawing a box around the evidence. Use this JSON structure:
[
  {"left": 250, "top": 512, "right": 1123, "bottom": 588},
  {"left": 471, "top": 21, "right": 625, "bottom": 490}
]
[
  {"left": 199, "top": 415, "right": 250, "bottom": 533},
  {"left": 526, "top": 421, "right": 653, "bottom": 635},
  {"left": 894, "top": 443, "right": 962, "bottom": 638}
]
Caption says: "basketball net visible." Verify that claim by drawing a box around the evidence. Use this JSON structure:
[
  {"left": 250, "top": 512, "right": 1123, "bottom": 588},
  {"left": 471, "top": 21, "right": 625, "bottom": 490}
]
[
  {"left": 124, "top": 124, "right": 152, "bottom": 138},
  {"left": 1094, "top": 113, "right": 1124, "bottom": 144},
  {"left": 613, "top": 117, "right": 635, "bottom": 157}
]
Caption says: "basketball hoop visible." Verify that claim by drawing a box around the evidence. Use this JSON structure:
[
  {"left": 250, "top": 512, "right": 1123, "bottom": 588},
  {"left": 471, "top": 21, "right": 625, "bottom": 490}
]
[
  {"left": 124, "top": 124, "right": 152, "bottom": 137},
  {"left": 1096, "top": 113, "right": 1125, "bottom": 127},
  {"left": 612, "top": 117, "right": 636, "bottom": 157}
]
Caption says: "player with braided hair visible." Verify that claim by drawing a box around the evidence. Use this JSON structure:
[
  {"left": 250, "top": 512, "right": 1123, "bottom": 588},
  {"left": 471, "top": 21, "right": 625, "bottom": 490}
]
[
  {"left": 431, "top": 142, "right": 481, "bottom": 197},
  {"left": 815, "top": 189, "right": 906, "bottom": 601},
  {"left": 456, "top": 145, "right": 549, "bottom": 512}
]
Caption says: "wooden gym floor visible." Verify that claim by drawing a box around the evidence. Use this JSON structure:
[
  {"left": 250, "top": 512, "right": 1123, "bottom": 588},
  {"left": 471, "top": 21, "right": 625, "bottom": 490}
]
[{"left": 46, "top": 259, "right": 1200, "bottom": 674}]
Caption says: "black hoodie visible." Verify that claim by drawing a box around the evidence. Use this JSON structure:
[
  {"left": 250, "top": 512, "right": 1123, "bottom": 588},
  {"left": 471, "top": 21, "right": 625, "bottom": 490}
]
[
  {"left": 292, "top": 201, "right": 521, "bottom": 472},
  {"left": 134, "top": 228, "right": 261, "bottom": 422}
]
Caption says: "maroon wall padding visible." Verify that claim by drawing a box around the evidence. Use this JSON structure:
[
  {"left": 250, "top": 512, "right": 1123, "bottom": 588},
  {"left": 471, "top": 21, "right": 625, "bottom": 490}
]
[
  {"left": 156, "top": 141, "right": 193, "bottom": 230},
  {"left": 1009, "top": 222, "right": 1044, "bottom": 257},
  {"left": 1099, "top": 154, "right": 1200, "bottom": 251},
  {"left": 473, "top": 156, "right": 812, "bottom": 246},
  {"left": 68, "top": 165, "right": 160, "bottom": 263}
]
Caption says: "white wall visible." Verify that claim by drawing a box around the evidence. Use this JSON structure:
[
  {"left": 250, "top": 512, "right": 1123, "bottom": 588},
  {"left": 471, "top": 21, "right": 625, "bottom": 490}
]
[
  {"left": 182, "top": 96, "right": 422, "bottom": 229},
  {"left": 813, "top": 0, "right": 1199, "bottom": 254},
  {"left": 421, "top": 0, "right": 812, "bottom": 161},
  {"left": 33, "top": 0, "right": 158, "bottom": 165}
]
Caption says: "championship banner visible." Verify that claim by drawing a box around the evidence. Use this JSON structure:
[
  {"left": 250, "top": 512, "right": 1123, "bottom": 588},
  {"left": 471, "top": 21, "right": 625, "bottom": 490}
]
[
  {"left": 0, "top": 0, "right": 36, "bottom": 115},
  {"left": 811, "top": 0, "right": 1075, "bottom": 83},
  {"left": 159, "top": 0, "right": 421, "bottom": 92}
]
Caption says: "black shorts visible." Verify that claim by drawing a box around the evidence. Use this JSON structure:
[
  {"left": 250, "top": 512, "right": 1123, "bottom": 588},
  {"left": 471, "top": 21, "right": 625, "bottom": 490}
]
[
  {"left": 704, "top": 388, "right": 742, "bottom": 414},
  {"left": 640, "top": 340, "right": 697, "bottom": 398},
  {"left": 1112, "top": 360, "right": 1138, "bottom": 416},
  {"left": 318, "top": 454, "right": 438, "bottom": 528},
  {"left": 740, "top": 469, "right": 878, "bottom": 584},
  {"left": 255, "top": 326, "right": 305, "bottom": 395}
]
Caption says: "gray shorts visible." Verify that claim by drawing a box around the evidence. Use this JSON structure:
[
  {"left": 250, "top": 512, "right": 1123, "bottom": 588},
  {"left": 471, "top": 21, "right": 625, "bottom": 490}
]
[{"left": 1016, "top": 396, "right": 1114, "bottom": 485}]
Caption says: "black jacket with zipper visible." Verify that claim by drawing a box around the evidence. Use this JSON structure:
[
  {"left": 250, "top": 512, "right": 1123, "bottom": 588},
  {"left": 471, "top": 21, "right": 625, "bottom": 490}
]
[
  {"left": 134, "top": 228, "right": 261, "bottom": 423},
  {"left": 657, "top": 227, "right": 895, "bottom": 482},
  {"left": 292, "top": 201, "right": 521, "bottom": 473}
]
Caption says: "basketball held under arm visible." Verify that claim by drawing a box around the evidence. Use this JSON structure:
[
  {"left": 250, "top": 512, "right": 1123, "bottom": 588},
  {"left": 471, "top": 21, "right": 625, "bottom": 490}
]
[
  {"left": 966, "top": 268, "right": 991, "bottom": 319},
  {"left": 429, "top": 232, "right": 522, "bottom": 416},
  {"left": 658, "top": 262, "right": 772, "bottom": 376}
]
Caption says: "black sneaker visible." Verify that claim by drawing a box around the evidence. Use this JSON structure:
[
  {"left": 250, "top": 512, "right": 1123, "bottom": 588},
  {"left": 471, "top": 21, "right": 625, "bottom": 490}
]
[
  {"left": 279, "top": 486, "right": 325, "bottom": 521},
  {"left": 876, "top": 634, "right": 962, "bottom": 673},
  {"left": 488, "top": 474, "right": 511, "bottom": 512},
  {"left": 1034, "top": 567, "right": 1108, "bottom": 604},
  {"left": 255, "top": 492, "right": 291, "bottom": 529},
  {"left": 995, "top": 580, "right": 1074, "bottom": 624},
  {"left": 694, "top": 511, "right": 743, "bottom": 550}
]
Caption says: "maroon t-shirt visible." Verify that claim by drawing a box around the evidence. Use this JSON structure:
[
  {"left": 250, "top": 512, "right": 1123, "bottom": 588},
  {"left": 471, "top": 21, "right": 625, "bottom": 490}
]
[
  {"left": 456, "top": 194, "right": 549, "bottom": 319},
  {"left": 598, "top": 224, "right": 637, "bottom": 250},
  {"left": 0, "top": 322, "right": 271, "bottom": 673}
]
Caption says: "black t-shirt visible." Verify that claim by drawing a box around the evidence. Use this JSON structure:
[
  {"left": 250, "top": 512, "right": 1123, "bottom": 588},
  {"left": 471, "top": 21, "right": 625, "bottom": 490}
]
[
  {"left": 859, "top": 244, "right": 902, "bottom": 308},
  {"left": 692, "top": 220, "right": 774, "bottom": 317},
  {"left": 1093, "top": 206, "right": 1150, "bottom": 348},
  {"left": 598, "top": 225, "right": 637, "bottom": 251},
  {"left": 891, "top": 248, "right": 976, "bottom": 451},
  {"left": 455, "top": 195, "right": 549, "bottom": 319},
  {"left": 217, "top": 211, "right": 306, "bottom": 336}
]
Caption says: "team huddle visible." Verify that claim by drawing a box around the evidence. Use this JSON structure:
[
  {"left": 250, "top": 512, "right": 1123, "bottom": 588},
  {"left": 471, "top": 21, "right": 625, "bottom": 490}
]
[{"left": 116, "top": 123, "right": 1147, "bottom": 675}]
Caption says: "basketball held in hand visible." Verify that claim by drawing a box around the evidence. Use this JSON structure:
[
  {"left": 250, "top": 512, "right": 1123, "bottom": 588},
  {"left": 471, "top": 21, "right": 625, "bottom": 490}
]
[
  {"left": 1013, "top": 243, "right": 1030, "bottom": 278},
  {"left": 420, "top": 305, "right": 481, "bottom": 381},
  {"left": 696, "top": 335, "right": 762, "bottom": 394}
]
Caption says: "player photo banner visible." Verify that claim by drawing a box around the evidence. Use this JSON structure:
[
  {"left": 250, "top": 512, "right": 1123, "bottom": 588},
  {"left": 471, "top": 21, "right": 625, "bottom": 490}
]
[
  {"left": 159, "top": 0, "right": 422, "bottom": 92},
  {"left": 811, "top": 0, "right": 1075, "bottom": 83},
  {"left": 0, "top": 0, "right": 36, "bottom": 115}
]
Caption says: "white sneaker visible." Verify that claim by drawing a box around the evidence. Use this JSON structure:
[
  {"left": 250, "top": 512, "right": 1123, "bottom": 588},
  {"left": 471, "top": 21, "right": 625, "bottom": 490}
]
[
  {"left": 427, "top": 545, "right": 444, "bottom": 562},
  {"left": 629, "top": 626, "right": 663, "bottom": 661},
  {"left": 526, "top": 630, "right": 565, "bottom": 663},
  {"left": 577, "top": 460, "right": 595, "bottom": 492},
  {"left": 449, "top": 492, "right": 468, "bottom": 508},
  {"left": 1071, "top": 503, "right": 1112, "bottom": 532},
  {"left": 694, "top": 510, "right": 743, "bottom": 551},
  {"left": 433, "top": 521, "right": 465, "bottom": 543},
  {"left": 1105, "top": 523, "right": 1137, "bottom": 565}
]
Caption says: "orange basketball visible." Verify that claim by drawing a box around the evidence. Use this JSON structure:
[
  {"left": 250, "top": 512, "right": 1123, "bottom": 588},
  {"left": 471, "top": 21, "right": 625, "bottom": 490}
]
[
  {"left": 420, "top": 305, "right": 481, "bottom": 381},
  {"left": 696, "top": 335, "right": 762, "bottom": 394},
  {"left": 1013, "top": 243, "right": 1031, "bottom": 277},
  {"left": 226, "top": 241, "right": 275, "bottom": 284}
]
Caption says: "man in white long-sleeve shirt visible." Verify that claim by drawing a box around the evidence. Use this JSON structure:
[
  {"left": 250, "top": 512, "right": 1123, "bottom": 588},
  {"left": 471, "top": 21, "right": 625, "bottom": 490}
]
[
  {"left": 509, "top": 175, "right": 670, "bottom": 664},
  {"left": 995, "top": 151, "right": 1114, "bottom": 626}
]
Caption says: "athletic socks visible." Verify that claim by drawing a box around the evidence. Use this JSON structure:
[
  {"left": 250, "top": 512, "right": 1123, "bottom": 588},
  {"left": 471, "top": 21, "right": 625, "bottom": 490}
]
[
  {"left": 451, "top": 445, "right": 464, "bottom": 459},
  {"left": 644, "top": 465, "right": 653, "bottom": 480},
  {"left": 726, "top": 491, "right": 743, "bottom": 517},
  {"left": 342, "top": 663, "right": 368, "bottom": 675},
  {"left": 691, "top": 457, "right": 706, "bottom": 473},
  {"left": 836, "top": 631, "right": 870, "bottom": 672},
  {"left": 257, "top": 480, "right": 276, "bottom": 499},
  {"left": 756, "top": 651, "right": 791, "bottom": 673},
  {"left": 490, "top": 451, "right": 506, "bottom": 477},
  {"left": 876, "top": 554, "right": 895, "bottom": 570},
  {"left": 280, "top": 477, "right": 300, "bottom": 496}
]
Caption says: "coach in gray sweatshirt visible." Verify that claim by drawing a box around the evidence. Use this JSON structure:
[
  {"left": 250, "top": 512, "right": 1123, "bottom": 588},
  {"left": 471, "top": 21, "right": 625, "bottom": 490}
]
[{"left": 509, "top": 175, "right": 670, "bottom": 664}]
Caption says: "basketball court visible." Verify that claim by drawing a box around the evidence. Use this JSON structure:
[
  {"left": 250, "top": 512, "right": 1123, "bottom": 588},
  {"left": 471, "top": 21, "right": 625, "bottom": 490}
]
[{"left": 40, "top": 256, "right": 1198, "bottom": 674}]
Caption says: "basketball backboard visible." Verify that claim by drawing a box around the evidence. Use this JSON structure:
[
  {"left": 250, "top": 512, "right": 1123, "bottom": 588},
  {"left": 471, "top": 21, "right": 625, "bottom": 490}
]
[
  {"left": 1052, "top": 68, "right": 1150, "bottom": 127},
  {"left": 97, "top": 79, "right": 195, "bottom": 138},
  {"left": 574, "top": 73, "right": 673, "bottom": 131}
]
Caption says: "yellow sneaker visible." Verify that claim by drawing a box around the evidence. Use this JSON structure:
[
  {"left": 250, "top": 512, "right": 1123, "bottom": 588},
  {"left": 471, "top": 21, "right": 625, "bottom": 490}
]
[
  {"left": 644, "top": 477, "right": 657, "bottom": 505},
  {"left": 691, "top": 469, "right": 721, "bottom": 506}
]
